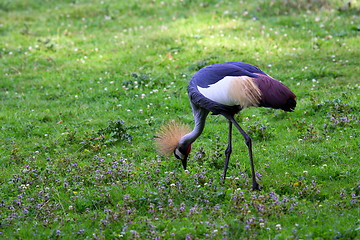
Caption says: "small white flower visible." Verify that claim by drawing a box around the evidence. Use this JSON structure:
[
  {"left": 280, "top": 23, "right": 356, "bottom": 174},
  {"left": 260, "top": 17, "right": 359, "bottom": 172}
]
[{"left": 276, "top": 224, "right": 281, "bottom": 230}]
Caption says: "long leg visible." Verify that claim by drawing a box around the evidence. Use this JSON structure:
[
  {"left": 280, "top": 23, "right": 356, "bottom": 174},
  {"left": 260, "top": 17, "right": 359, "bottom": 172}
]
[
  {"left": 223, "top": 120, "right": 232, "bottom": 182},
  {"left": 228, "top": 116, "right": 260, "bottom": 190}
]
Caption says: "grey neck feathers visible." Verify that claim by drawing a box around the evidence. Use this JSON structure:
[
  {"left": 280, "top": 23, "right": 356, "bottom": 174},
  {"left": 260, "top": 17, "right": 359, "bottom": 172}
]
[{"left": 179, "top": 103, "right": 209, "bottom": 147}]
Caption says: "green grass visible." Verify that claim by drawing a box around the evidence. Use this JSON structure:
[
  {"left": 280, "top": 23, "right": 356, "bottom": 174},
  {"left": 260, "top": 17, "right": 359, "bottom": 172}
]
[{"left": 1, "top": 0, "right": 359, "bottom": 239}]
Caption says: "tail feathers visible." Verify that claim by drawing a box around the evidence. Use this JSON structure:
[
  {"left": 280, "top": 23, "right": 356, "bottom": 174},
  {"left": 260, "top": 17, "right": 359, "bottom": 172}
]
[
  {"left": 254, "top": 74, "right": 296, "bottom": 111},
  {"left": 283, "top": 98, "right": 296, "bottom": 112},
  {"left": 155, "top": 121, "right": 191, "bottom": 156}
]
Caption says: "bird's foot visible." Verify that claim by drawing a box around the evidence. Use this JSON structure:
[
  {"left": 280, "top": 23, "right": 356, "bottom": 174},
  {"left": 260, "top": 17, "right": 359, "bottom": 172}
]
[{"left": 251, "top": 182, "right": 261, "bottom": 191}]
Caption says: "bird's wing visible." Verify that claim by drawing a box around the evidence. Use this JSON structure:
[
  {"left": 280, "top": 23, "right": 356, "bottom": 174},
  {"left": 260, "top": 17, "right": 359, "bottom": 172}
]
[
  {"left": 192, "top": 62, "right": 260, "bottom": 88},
  {"left": 188, "top": 62, "right": 264, "bottom": 114},
  {"left": 225, "top": 62, "right": 267, "bottom": 75}
]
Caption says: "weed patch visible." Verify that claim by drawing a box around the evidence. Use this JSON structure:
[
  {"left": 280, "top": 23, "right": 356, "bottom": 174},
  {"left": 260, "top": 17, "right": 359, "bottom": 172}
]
[{"left": 0, "top": 0, "right": 359, "bottom": 239}]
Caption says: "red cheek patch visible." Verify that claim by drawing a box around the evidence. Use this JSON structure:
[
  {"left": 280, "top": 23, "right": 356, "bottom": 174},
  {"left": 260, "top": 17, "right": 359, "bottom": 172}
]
[{"left": 186, "top": 145, "right": 192, "bottom": 155}]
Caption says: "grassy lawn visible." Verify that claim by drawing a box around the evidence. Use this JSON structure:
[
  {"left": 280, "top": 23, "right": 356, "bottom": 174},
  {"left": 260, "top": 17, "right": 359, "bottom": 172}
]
[{"left": 1, "top": 0, "right": 359, "bottom": 239}]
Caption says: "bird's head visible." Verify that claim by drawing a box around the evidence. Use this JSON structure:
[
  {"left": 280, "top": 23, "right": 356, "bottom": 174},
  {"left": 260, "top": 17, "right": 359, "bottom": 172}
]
[
  {"left": 174, "top": 144, "right": 191, "bottom": 170},
  {"left": 155, "top": 121, "right": 191, "bottom": 169}
]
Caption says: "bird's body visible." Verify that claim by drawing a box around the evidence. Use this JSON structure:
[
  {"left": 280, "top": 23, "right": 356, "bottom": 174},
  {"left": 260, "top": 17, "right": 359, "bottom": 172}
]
[
  {"left": 155, "top": 62, "right": 296, "bottom": 190},
  {"left": 188, "top": 62, "right": 296, "bottom": 114}
]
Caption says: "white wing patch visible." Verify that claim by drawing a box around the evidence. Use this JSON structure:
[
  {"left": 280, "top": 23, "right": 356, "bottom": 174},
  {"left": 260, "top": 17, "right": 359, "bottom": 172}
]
[{"left": 197, "top": 76, "right": 261, "bottom": 108}]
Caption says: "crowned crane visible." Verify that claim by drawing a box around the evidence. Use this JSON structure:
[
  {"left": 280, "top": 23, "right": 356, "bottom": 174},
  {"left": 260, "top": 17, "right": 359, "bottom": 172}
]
[{"left": 155, "top": 61, "right": 296, "bottom": 190}]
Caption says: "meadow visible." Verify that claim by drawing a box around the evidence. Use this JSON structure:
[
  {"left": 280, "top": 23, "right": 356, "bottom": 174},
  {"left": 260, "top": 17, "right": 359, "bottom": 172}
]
[{"left": 0, "top": 0, "right": 359, "bottom": 239}]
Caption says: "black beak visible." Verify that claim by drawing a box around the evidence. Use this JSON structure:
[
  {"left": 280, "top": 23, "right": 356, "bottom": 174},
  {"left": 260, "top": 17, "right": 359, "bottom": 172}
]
[{"left": 181, "top": 156, "right": 188, "bottom": 170}]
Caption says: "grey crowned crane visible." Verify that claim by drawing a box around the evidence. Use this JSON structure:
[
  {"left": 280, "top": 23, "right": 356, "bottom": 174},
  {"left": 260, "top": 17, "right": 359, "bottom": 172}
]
[{"left": 155, "top": 61, "right": 296, "bottom": 190}]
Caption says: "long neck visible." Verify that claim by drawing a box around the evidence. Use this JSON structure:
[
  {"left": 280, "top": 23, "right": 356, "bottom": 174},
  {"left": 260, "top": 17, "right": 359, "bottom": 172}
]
[{"left": 179, "top": 104, "right": 209, "bottom": 147}]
